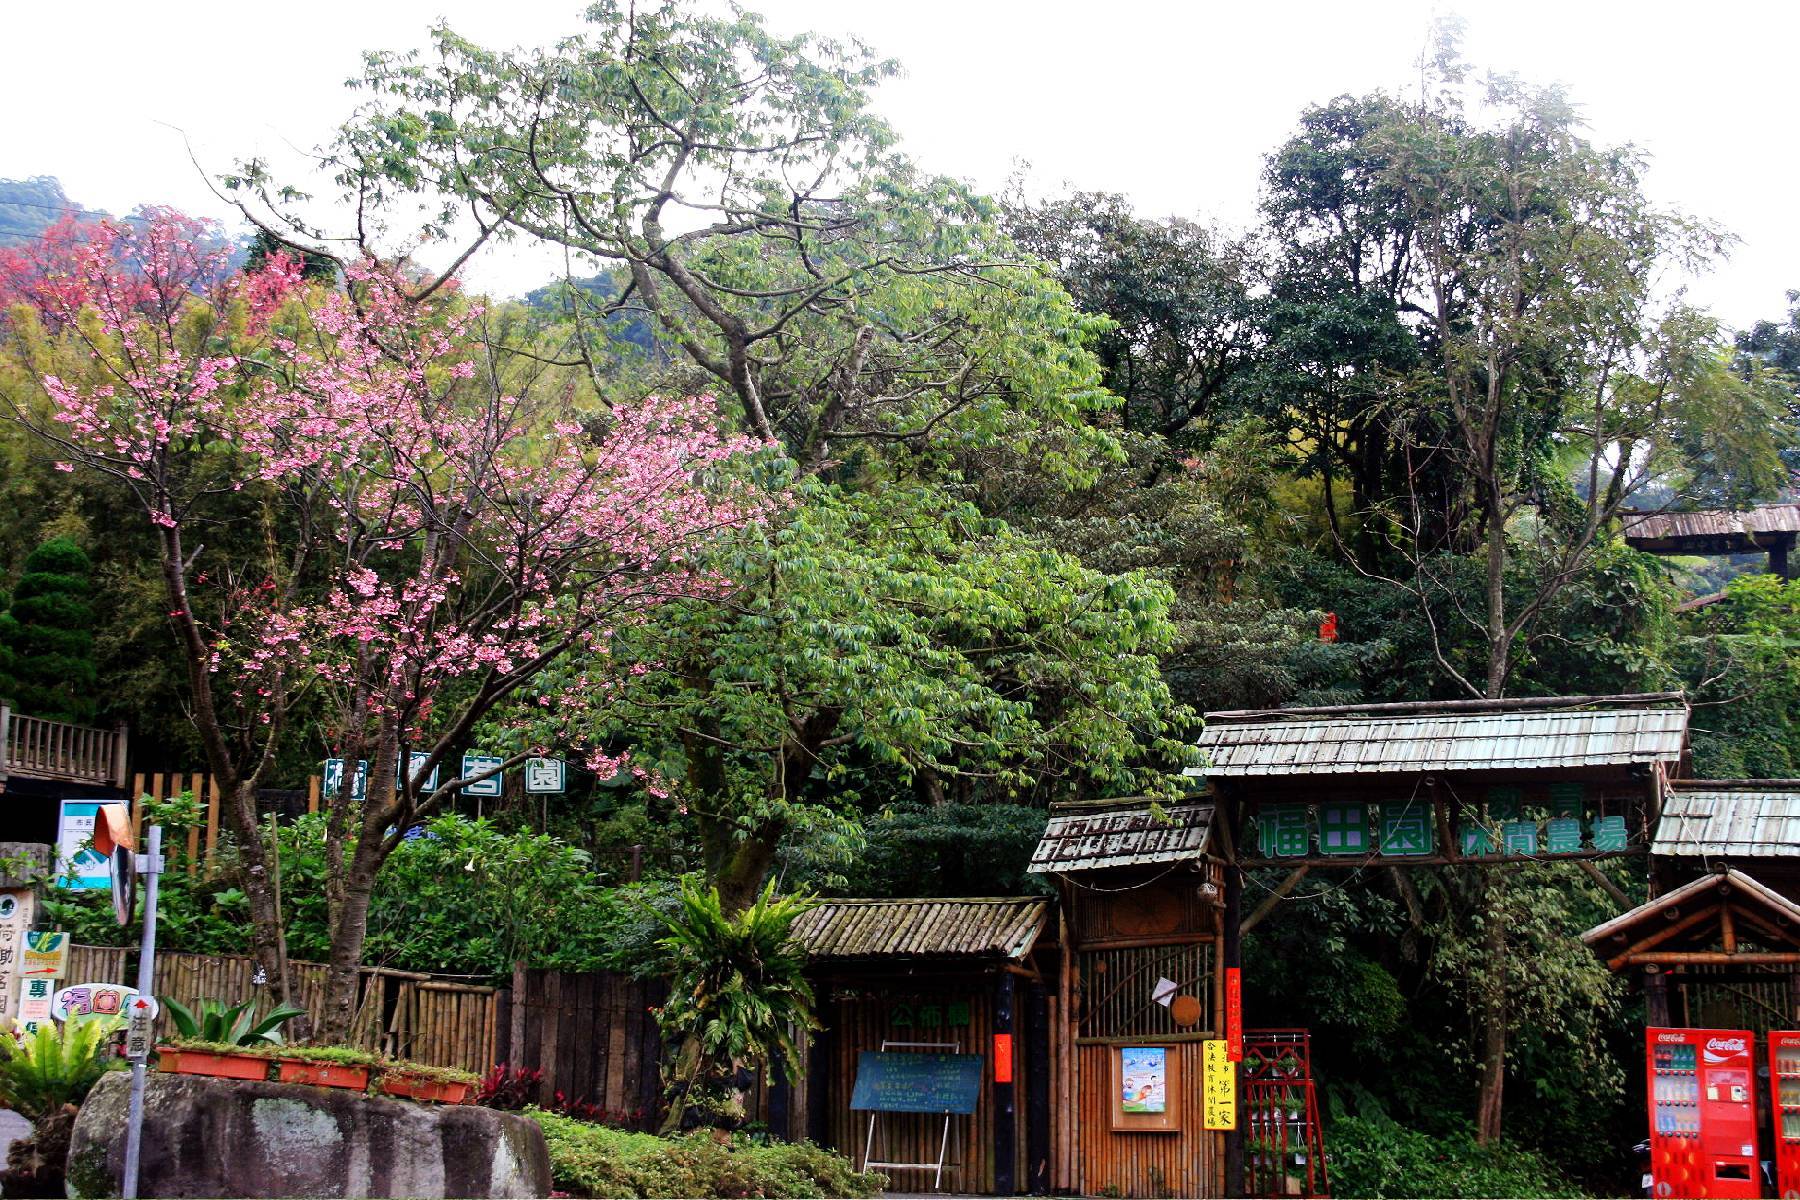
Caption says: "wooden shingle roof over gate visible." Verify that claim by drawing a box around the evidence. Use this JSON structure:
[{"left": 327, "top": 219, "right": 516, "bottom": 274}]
[
  {"left": 791, "top": 897, "right": 1049, "bottom": 961},
  {"left": 1027, "top": 799, "right": 1214, "bottom": 874},
  {"left": 1188, "top": 693, "right": 1689, "bottom": 778}
]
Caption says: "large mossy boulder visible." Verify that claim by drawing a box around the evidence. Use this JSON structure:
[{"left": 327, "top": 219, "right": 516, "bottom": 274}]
[{"left": 66, "top": 1072, "right": 551, "bottom": 1199}]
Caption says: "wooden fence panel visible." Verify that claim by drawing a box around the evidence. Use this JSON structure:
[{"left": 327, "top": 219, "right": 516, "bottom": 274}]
[
  {"left": 511, "top": 967, "right": 667, "bottom": 1128},
  {"left": 63, "top": 943, "right": 128, "bottom": 986}
]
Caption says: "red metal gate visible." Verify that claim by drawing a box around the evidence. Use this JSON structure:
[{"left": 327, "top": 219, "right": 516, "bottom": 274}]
[{"left": 1244, "top": 1028, "right": 1329, "bottom": 1198}]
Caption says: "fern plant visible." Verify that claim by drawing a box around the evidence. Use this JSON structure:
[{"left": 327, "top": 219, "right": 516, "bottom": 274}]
[
  {"left": 0, "top": 1014, "right": 125, "bottom": 1119},
  {"left": 159, "top": 997, "right": 305, "bottom": 1046},
  {"left": 653, "top": 878, "right": 818, "bottom": 1132}
]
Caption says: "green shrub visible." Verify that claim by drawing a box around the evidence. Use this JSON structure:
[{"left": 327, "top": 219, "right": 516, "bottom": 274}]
[
  {"left": 1326, "top": 1116, "right": 1589, "bottom": 1198},
  {"left": 530, "top": 1110, "right": 883, "bottom": 1199}
]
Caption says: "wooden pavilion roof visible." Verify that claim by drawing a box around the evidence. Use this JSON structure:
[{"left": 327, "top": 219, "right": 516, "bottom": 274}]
[{"left": 1581, "top": 868, "right": 1800, "bottom": 971}]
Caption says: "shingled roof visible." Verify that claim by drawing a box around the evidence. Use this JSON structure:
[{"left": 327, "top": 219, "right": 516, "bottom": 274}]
[
  {"left": 1027, "top": 799, "right": 1214, "bottom": 875},
  {"left": 791, "top": 897, "right": 1049, "bottom": 961},
  {"left": 1653, "top": 781, "right": 1800, "bottom": 859},
  {"left": 1188, "top": 694, "right": 1688, "bottom": 778}
]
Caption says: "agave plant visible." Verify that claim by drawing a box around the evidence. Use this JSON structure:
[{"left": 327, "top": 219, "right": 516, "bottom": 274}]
[
  {"left": 0, "top": 1014, "right": 125, "bottom": 1120},
  {"left": 159, "top": 997, "right": 306, "bottom": 1046},
  {"left": 653, "top": 878, "right": 819, "bottom": 1132}
]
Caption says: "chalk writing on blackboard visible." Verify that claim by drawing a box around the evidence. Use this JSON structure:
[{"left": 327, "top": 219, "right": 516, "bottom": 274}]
[{"left": 850, "top": 1051, "right": 984, "bottom": 1114}]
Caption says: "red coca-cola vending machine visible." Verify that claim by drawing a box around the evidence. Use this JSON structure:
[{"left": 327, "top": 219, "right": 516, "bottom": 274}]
[
  {"left": 1647, "top": 1028, "right": 1761, "bottom": 1198},
  {"left": 1768, "top": 1031, "right": 1800, "bottom": 1198}
]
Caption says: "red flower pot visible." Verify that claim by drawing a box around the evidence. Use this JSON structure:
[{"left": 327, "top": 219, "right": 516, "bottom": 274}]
[
  {"left": 380, "top": 1073, "right": 474, "bottom": 1104},
  {"left": 157, "top": 1048, "right": 270, "bottom": 1081},
  {"left": 274, "top": 1058, "right": 372, "bottom": 1089}
]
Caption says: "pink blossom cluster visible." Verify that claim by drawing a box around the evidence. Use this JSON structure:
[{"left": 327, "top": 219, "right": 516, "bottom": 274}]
[{"left": 25, "top": 210, "right": 765, "bottom": 792}]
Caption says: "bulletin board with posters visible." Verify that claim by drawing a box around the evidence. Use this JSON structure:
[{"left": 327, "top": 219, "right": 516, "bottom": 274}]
[{"left": 1111, "top": 1045, "right": 1181, "bottom": 1131}]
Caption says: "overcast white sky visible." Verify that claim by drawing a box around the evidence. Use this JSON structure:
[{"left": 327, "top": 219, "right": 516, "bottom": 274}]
[{"left": 3, "top": 0, "right": 1794, "bottom": 326}]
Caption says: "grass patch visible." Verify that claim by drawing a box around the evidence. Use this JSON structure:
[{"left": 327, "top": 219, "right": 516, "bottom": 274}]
[{"left": 528, "top": 1110, "right": 884, "bottom": 1199}]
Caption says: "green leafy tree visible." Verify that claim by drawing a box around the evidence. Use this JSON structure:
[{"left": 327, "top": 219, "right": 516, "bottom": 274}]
[
  {"left": 653, "top": 879, "right": 818, "bottom": 1133},
  {"left": 1005, "top": 189, "right": 1262, "bottom": 441},
  {"left": 232, "top": 0, "right": 1118, "bottom": 480},
  {"left": 1681, "top": 573, "right": 1800, "bottom": 777},
  {"left": 572, "top": 478, "right": 1191, "bottom": 912},
  {"left": 0, "top": 536, "right": 98, "bottom": 722}
]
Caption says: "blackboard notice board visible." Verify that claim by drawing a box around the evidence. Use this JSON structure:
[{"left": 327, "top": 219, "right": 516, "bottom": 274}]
[{"left": 850, "top": 1051, "right": 984, "bottom": 1114}]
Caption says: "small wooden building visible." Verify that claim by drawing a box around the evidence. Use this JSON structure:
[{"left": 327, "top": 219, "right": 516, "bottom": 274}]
[
  {"left": 1028, "top": 798, "right": 1230, "bottom": 1199},
  {"left": 792, "top": 897, "right": 1056, "bottom": 1195},
  {"left": 1583, "top": 780, "right": 1800, "bottom": 1032}
]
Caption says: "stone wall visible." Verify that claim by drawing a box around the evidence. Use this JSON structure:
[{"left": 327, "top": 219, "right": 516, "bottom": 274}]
[{"left": 67, "top": 1072, "right": 551, "bottom": 1198}]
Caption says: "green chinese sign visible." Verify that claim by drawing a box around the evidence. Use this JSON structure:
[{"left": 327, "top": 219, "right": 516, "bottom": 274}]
[{"left": 1253, "top": 795, "right": 1633, "bottom": 860}]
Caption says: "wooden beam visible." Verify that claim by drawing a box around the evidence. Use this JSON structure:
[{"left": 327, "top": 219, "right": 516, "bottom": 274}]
[
  {"left": 1579, "top": 859, "right": 1633, "bottom": 908},
  {"left": 1606, "top": 904, "right": 1723, "bottom": 972},
  {"left": 1721, "top": 903, "right": 1738, "bottom": 955},
  {"left": 1240, "top": 866, "right": 1310, "bottom": 936},
  {"left": 1626, "top": 951, "right": 1800, "bottom": 965}
]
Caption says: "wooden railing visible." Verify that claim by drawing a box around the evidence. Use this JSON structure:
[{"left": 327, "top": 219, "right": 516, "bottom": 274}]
[{"left": 0, "top": 705, "right": 129, "bottom": 787}]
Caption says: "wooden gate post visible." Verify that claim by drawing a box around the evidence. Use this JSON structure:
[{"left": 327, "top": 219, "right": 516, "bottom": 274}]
[
  {"left": 993, "top": 971, "right": 1016, "bottom": 1195},
  {"left": 1025, "top": 979, "right": 1051, "bottom": 1194}
]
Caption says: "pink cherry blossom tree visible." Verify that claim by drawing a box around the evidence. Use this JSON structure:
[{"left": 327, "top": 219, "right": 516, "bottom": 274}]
[{"left": 5, "top": 211, "right": 760, "bottom": 1039}]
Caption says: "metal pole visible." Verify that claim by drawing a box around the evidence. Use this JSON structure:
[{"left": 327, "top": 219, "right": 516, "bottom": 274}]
[{"left": 122, "top": 824, "right": 161, "bottom": 1200}]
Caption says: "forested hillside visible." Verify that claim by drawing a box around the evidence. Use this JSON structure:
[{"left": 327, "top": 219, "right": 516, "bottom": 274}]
[{"left": 0, "top": 9, "right": 1796, "bottom": 1195}]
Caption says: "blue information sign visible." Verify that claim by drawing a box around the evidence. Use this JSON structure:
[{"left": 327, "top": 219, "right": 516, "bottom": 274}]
[{"left": 849, "top": 1051, "right": 984, "bottom": 1114}]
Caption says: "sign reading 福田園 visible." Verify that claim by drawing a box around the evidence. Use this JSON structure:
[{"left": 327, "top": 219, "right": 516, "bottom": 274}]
[
  {"left": 1203, "top": 1038, "right": 1237, "bottom": 1130},
  {"left": 849, "top": 1051, "right": 984, "bottom": 1114}
]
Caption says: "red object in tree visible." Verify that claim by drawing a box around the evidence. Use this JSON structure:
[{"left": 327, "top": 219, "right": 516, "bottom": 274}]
[
  {"left": 1646, "top": 1027, "right": 1760, "bottom": 1199},
  {"left": 992, "top": 1033, "right": 1013, "bottom": 1084},
  {"left": 1319, "top": 613, "right": 1338, "bottom": 643}
]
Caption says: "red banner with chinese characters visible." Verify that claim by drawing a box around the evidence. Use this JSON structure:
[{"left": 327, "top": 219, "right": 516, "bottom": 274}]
[
  {"left": 993, "top": 1033, "right": 1014, "bottom": 1083},
  {"left": 1225, "top": 968, "right": 1243, "bottom": 1061}
]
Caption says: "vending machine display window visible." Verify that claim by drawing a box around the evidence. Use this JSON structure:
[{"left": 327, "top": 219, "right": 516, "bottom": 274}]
[{"left": 1769, "top": 1031, "right": 1800, "bottom": 1199}]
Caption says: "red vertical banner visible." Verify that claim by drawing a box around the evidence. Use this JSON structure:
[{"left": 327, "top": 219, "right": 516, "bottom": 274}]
[
  {"left": 1225, "top": 968, "right": 1243, "bottom": 1061},
  {"left": 993, "top": 1032, "right": 1014, "bottom": 1083}
]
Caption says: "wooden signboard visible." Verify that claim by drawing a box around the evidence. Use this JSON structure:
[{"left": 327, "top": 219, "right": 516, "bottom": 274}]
[
  {"left": 1203, "top": 1038, "right": 1237, "bottom": 1130},
  {"left": 849, "top": 1051, "right": 984, "bottom": 1115}
]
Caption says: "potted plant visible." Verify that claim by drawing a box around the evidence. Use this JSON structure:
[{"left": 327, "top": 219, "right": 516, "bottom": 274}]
[
  {"left": 378, "top": 1061, "right": 479, "bottom": 1104},
  {"left": 271, "top": 1046, "right": 377, "bottom": 1090},
  {"left": 157, "top": 997, "right": 306, "bottom": 1080},
  {"left": 157, "top": 1042, "right": 272, "bottom": 1081}
]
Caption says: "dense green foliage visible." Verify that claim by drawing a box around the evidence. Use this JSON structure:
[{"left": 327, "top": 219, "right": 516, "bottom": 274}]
[
  {"left": 0, "top": 536, "right": 99, "bottom": 722},
  {"left": 530, "top": 1111, "right": 884, "bottom": 1199},
  {"left": 1325, "top": 1116, "right": 1587, "bottom": 1199},
  {"left": 44, "top": 811, "right": 671, "bottom": 978}
]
